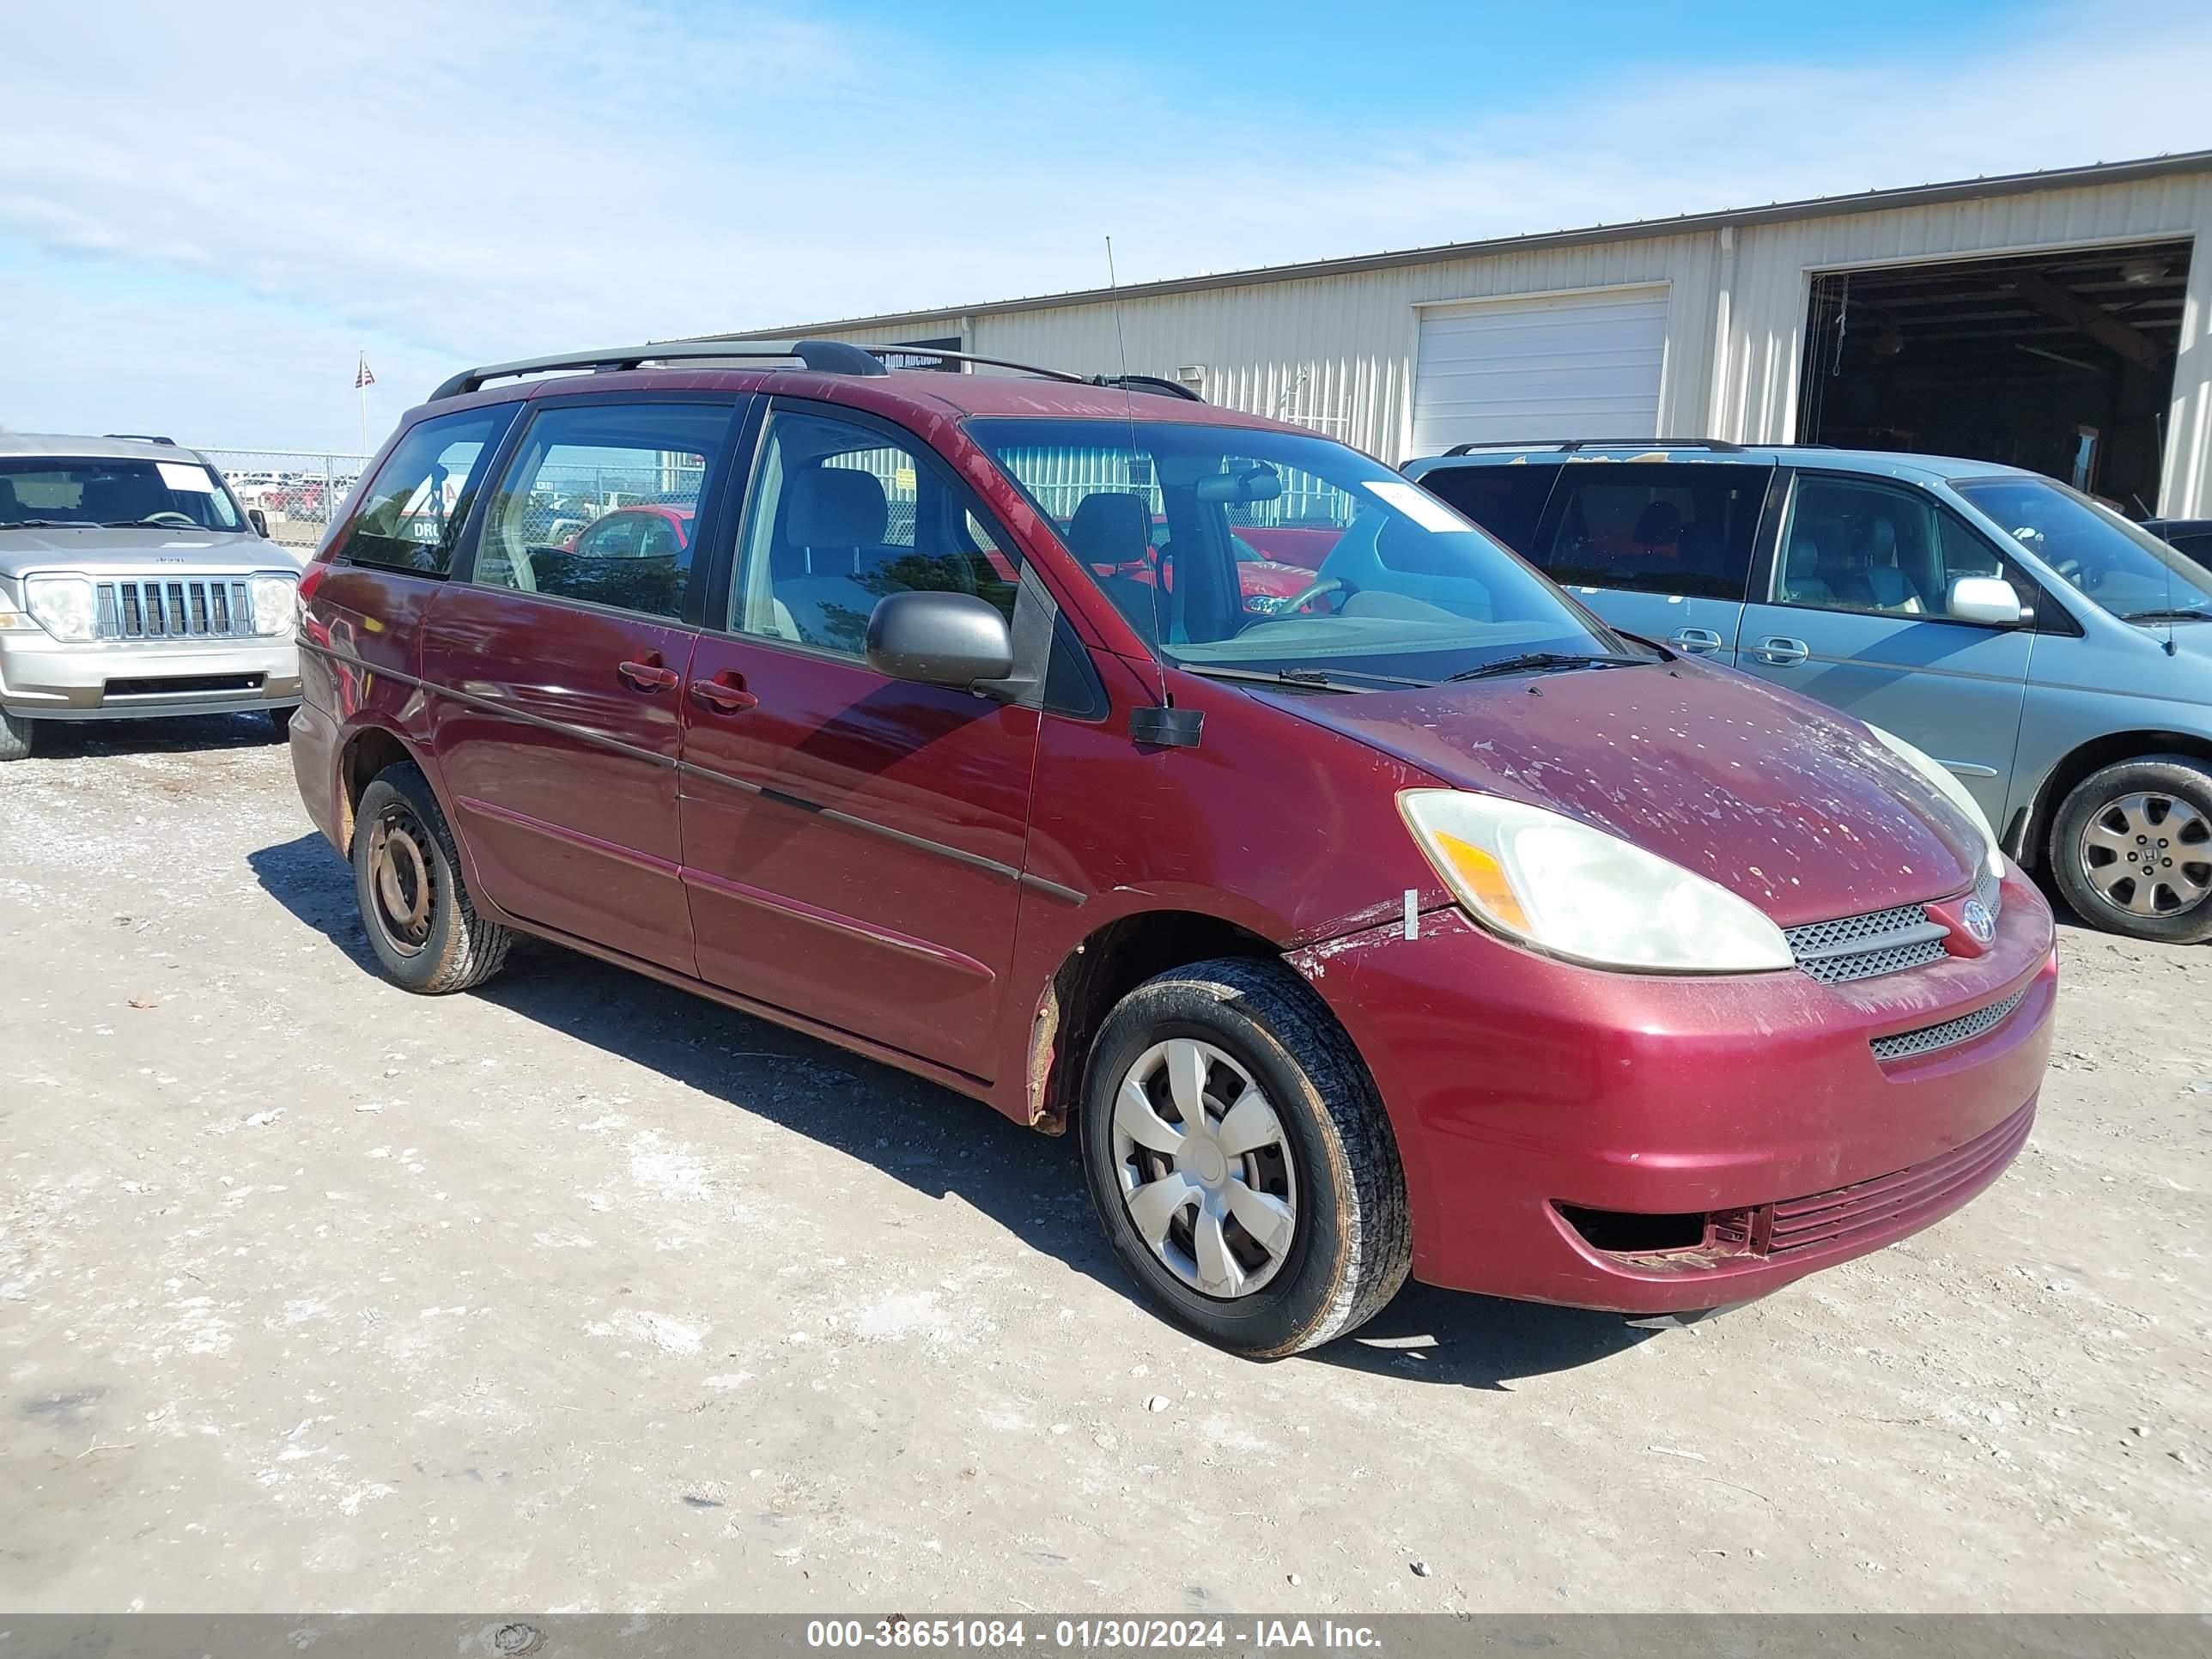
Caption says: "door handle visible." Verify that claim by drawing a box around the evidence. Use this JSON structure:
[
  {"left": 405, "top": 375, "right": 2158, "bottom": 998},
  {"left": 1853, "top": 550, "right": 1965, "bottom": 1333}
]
[
  {"left": 1668, "top": 627, "right": 1725, "bottom": 655},
  {"left": 690, "top": 673, "right": 758, "bottom": 714},
  {"left": 1751, "top": 635, "right": 1810, "bottom": 665},
  {"left": 617, "top": 658, "right": 680, "bottom": 690}
]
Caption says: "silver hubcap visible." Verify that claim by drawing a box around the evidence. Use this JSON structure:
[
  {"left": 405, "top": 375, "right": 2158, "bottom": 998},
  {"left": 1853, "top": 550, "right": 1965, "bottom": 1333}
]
[
  {"left": 1112, "top": 1037, "right": 1297, "bottom": 1299},
  {"left": 2080, "top": 791, "right": 2212, "bottom": 917}
]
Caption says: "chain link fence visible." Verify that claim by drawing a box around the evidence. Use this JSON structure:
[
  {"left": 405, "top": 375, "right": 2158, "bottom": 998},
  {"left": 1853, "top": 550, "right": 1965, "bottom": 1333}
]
[{"left": 198, "top": 449, "right": 372, "bottom": 550}]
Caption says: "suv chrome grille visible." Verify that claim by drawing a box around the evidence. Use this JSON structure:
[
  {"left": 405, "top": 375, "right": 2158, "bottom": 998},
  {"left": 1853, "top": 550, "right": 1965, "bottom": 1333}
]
[
  {"left": 95, "top": 577, "right": 258, "bottom": 641},
  {"left": 1784, "top": 902, "right": 1948, "bottom": 984},
  {"left": 1869, "top": 989, "right": 2027, "bottom": 1063}
]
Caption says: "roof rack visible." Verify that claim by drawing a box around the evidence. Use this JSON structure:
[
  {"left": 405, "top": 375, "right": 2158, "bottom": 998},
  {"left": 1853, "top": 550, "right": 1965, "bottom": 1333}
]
[
  {"left": 863, "top": 343, "right": 1205, "bottom": 401},
  {"left": 1442, "top": 437, "right": 1746, "bottom": 456},
  {"left": 105, "top": 433, "right": 178, "bottom": 446},
  {"left": 430, "top": 337, "right": 1212, "bottom": 405},
  {"left": 428, "top": 337, "right": 890, "bottom": 402}
]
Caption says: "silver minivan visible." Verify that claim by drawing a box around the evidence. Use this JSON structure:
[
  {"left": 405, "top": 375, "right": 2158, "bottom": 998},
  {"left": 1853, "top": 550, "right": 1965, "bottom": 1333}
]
[{"left": 1405, "top": 441, "right": 2212, "bottom": 944}]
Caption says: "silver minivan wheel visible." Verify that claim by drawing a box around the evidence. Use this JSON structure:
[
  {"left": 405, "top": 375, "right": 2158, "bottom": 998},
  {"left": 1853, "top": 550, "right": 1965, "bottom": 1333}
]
[
  {"left": 2076, "top": 790, "right": 2212, "bottom": 917},
  {"left": 2052, "top": 756, "right": 2212, "bottom": 945}
]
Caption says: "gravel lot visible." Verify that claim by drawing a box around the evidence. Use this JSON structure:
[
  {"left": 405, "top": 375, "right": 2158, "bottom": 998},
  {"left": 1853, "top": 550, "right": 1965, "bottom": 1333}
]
[{"left": 2, "top": 718, "right": 2207, "bottom": 1613}]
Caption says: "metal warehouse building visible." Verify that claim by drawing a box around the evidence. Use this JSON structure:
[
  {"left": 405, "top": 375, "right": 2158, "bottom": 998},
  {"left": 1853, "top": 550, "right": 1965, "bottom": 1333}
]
[{"left": 731, "top": 151, "right": 2212, "bottom": 519}]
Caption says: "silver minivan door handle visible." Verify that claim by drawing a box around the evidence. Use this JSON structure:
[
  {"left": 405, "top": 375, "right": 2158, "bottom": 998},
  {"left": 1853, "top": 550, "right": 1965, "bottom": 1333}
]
[
  {"left": 1668, "top": 627, "right": 1725, "bottom": 655},
  {"left": 1751, "top": 635, "right": 1810, "bottom": 665}
]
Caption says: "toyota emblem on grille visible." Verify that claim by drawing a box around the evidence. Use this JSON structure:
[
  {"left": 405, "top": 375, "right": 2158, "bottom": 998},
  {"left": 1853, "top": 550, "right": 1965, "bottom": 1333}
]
[{"left": 1960, "top": 897, "right": 1996, "bottom": 944}]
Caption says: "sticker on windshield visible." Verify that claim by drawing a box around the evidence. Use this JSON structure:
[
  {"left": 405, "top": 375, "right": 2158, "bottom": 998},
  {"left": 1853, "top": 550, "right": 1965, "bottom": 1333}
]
[
  {"left": 157, "top": 461, "right": 217, "bottom": 494},
  {"left": 1362, "top": 479, "right": 1469, "bottom": 533}
]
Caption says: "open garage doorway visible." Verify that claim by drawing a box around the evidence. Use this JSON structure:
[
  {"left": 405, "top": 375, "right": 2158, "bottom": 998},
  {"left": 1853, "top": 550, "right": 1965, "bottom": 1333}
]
[{"left": 1798, "top": 240, "right": 2191, "bottom": 518}]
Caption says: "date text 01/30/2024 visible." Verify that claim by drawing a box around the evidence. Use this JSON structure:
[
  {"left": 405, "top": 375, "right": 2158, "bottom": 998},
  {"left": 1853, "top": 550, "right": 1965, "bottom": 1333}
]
[{"left": 803, "top": 1620, "right": 1383, "bottom": 1650}]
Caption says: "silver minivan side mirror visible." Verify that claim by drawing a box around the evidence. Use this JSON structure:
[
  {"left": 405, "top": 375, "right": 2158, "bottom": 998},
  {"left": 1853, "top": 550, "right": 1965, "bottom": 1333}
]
[{"left": 1949, "top": 575, "right": 2027, "bottom": 626}]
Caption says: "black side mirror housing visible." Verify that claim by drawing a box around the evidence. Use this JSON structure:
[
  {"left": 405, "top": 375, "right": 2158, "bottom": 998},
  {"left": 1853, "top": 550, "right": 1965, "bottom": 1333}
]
[
  {"left": 866, "top": 590, "right": 1016, "bottom": 690},
  {"left": 247, "top": 507, "right": 270, "bottom": 538}
]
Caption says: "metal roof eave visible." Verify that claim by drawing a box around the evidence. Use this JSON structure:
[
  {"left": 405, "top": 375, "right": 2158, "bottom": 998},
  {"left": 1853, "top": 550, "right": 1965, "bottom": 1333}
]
[{"left": 720, "top": 149, "right": 2212, "bottom": 340}]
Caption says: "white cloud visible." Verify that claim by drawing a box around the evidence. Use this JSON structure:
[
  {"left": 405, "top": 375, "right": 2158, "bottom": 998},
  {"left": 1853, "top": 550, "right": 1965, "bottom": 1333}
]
[{"left": 2, "top": 0, "right": 2207, "bottom": 446}]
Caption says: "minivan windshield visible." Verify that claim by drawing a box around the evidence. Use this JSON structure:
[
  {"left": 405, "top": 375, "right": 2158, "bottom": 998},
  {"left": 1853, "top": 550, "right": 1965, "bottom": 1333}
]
[
  {"left": 1954, "top": 476, "right": 2212, "bottom": 624},
  {"left": 0, "top": 456, "right": 245, "bottom": 532},
  {"left": 973, "top": 419, "right": 1636, "bottom": 685}
]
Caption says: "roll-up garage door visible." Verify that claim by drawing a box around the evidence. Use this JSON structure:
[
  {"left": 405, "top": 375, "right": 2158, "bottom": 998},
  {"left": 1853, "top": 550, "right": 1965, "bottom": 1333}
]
[{"left": 1410, "top": 286, "right": 1669, "bottom": 455}]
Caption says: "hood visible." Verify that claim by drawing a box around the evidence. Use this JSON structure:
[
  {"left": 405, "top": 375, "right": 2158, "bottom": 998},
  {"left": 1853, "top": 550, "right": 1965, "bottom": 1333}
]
[
  {"left": 1261, "top": 659, "right": 1984, "bottom": 928},
  {"left": 0, "top": 526, "right": 300, "bottom": 580}
]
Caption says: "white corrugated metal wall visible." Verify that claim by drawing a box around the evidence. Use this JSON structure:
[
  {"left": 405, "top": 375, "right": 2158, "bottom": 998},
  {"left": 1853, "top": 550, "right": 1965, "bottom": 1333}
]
[{"left": 780, "top": 170, "right": 2212, "bottom": 515}]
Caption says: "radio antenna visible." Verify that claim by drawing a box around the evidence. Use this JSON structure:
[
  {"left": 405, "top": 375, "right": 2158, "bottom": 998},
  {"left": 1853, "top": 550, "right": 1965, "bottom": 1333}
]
[{"left": 1105, "top": 234, "right": 1172, "bottom": 711}]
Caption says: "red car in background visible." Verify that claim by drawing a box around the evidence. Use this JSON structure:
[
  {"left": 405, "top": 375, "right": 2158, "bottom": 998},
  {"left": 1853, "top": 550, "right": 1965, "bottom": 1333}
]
[
  {"left": 1060, "top": 514, "right": 1335, "bottom": 615},
  {"left": 560, "top": 502, "right": 696, "bottom": 557}
]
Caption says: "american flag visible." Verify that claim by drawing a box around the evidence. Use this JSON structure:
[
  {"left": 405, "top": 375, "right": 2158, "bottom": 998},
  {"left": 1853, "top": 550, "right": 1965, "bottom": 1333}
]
[{"left": 354, "top": 356, "right": 375, "bottom": 390}]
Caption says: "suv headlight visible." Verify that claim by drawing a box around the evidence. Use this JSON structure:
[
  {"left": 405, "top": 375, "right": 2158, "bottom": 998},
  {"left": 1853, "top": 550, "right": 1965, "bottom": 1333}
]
[
  {"left": 25, "top": 575, "right": 99, "bottom": 642},
  {"left": 1397, "top": 790, "right": 1793, "bottom": 973},
  {"left": 1864, "top": 725, "right": 2005, "bottom": 882},
  {"left": 249, "top": 574, "right": 297, "bottom": 636}
]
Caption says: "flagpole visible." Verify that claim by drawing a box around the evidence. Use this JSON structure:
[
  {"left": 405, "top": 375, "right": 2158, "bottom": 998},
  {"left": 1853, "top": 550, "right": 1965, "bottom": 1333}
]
[{"left": 357, "top": 352, "right": 368, "bottom": 453}]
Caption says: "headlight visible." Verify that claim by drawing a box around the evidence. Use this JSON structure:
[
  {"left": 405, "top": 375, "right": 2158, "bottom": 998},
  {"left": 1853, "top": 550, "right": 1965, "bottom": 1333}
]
[
  {"left": 25, "top": 575, "right": 99, "bottom": 642},
  {"left": 1397, "top": 790, "right": 1794, "bottom": 973},
  {"left": 1864, "top": 725, "right": 2005, "bottom": 882},
  {"left": 249, "top": 574, "right": 297, "bottom": 636}
]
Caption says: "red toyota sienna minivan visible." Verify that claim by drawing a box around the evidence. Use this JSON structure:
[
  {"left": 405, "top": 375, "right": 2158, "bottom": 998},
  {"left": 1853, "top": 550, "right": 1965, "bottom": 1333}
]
[{"left": 289, "top": 340, "right": 2057, "bottom": 1357}]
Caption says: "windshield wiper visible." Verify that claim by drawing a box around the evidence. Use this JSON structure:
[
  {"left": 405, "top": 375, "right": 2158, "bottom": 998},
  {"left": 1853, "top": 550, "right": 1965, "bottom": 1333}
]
[
  {"left": 102, "top": 518, "right": 218, "bottom": 530},
  {"left": 1443, "top": 651, "right": 1650, "bottom": 684},
  {"left": 2124, "top": 608, "right": 2212, "bottom": 623},
  {"left": 3, "top": 518, "right": 100, "bottom": 528},
  {"left": 1174, "top": 663, "right": 1425, "bottom": 694}
]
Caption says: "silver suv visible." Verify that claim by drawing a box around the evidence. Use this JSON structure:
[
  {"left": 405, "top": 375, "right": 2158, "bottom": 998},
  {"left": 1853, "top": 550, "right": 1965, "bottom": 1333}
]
[{"left": 0, "top": 434, "right": 303, "bottom": 760}]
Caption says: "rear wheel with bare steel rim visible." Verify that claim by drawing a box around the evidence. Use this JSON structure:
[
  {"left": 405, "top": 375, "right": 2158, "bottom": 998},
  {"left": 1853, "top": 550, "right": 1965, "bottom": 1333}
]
[
  {"left": 2052, "top": 755, "right": 2212, "bottom": 945},
  {"left": 1079, "top": 957, "right": 1411, "bottom": 1358},
  {"left": 351, "top": 760, "right": 514, "bottom": 993}
]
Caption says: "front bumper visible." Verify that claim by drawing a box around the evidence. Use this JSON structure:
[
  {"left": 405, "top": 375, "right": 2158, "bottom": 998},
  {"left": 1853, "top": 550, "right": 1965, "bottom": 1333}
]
[
  {"left": 0, "top": 630, "right": 301, "bottom": 720},
  {"left": 1290, "top": 869, "right": 2057, "bottom": 1313}
]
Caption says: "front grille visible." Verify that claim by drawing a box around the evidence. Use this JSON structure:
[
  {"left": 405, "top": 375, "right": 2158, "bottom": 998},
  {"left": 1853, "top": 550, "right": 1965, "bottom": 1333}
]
[
  {"left": 1869, "top": 989, "right": 2027, "bottom": 1063},
  {"left": 1784, "top": 902, "right": 1949, "bottom": 984},
  {"left": 95, "top": 577, "right": 258, "bottom": 641},
  {"left": 1784, "top": 871, "right": 2005, "bottom": 988},
  {"left": 1767, "top": 1102, "right": 2033, "bottom": 1255}
]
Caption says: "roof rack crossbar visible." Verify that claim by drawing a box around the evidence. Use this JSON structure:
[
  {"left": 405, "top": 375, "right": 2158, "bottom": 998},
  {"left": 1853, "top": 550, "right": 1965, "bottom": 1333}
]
[
  {"left": 854, "top": 343, "right": 1206, "bottom": 400},
  {"left": 105, "top": 433, "right": 178, "bottom": 446},
  {"left": 428, "top": 337, "right": 889, "bottom": 402},
  {"left": 1442, "top": 436, "right": 1746, "bottom": 456}
]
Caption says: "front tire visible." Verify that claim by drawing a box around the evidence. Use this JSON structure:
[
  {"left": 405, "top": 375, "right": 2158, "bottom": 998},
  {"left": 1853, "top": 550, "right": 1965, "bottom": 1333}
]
[
  {"left": 1079, "top": 957, "right": 1411, "bottom": 1358},
  {"left": 351, "top": 761, "right": 514, "bottom": 993},
  {"left": 263, "top": 706, "right": 295, "bottom": 742},
  {"left": 2051, "top": 755, "right": 2212, "bottom": 944},
  {"left": 0, "top": 709, "right": 32, "bottom": 762}
]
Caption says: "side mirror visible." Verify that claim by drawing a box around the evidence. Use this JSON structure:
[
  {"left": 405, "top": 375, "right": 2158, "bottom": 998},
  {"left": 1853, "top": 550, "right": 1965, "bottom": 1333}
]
[
  {"left": 248, "top": 507, "right": 270, "bottom": 538},
  {"left": 1949, "top": 574, "right": 2027, "bottom": 626},
  {"left": 866, "top": 590, "right": 1015, "bottom": 689}
]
